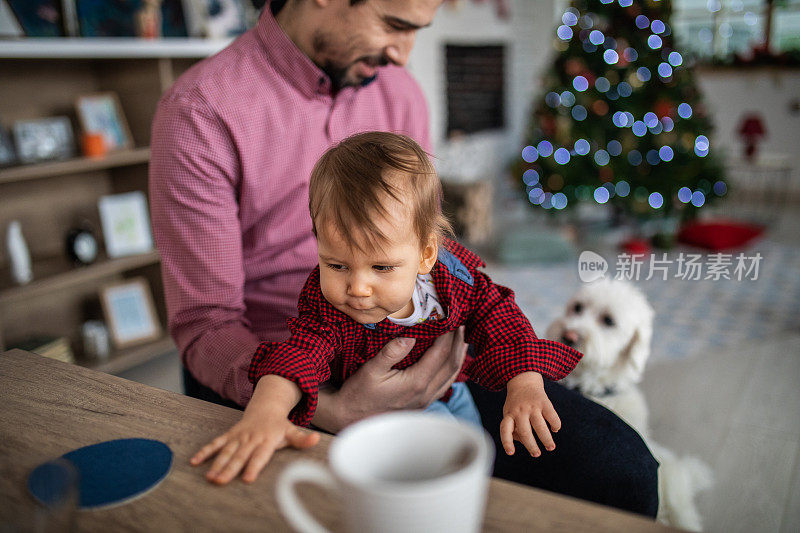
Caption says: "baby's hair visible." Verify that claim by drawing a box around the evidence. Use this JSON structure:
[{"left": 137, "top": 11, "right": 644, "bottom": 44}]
[{"left": 309, "top": 131, "right": 453, "bottom": 253}]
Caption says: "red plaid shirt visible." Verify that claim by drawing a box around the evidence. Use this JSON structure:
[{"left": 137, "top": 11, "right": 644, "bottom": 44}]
[{"left": 248, "top": 241, "right": 583, "bottom": 426}]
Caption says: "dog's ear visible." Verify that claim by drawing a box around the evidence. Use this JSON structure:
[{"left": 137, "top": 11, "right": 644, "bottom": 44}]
[{"left": 621, "top": 320, "right": 652, "bottom": 377}]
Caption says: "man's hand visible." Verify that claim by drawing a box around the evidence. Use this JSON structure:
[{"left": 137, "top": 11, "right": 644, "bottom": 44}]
[
  {"left": 500, "top": 372, "right": 561, "bottom": 457},
  {"left": 312, "top": 326, "right": 468, "bottom": 432}
]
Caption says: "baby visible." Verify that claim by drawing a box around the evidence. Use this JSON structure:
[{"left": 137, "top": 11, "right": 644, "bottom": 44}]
[{"left": 191, "top": 132, "right": 582, "bottom": 485}]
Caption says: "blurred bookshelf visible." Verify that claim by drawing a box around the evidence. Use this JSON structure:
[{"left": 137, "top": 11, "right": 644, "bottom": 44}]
[
  {"left": 84, "top": 336, "right": 176, "bottom": 375},
  {"left": 0, "top": 251, "right": 161, "bottom": 304},
  {"left": 0, "top": 39, "right": 223, "bottom": 373},
  {"left": 0, "top": 147, "right": 150, "bottom": 184}
]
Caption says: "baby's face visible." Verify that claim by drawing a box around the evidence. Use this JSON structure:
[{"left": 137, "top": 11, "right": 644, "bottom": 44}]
[{"left": 317, "top": 206, "right": 436, "bottom": 325}]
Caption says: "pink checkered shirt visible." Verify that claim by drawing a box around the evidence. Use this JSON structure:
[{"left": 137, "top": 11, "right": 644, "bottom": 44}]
[{"left": 149, "top": 6, "right": 431, "bottom": 406}]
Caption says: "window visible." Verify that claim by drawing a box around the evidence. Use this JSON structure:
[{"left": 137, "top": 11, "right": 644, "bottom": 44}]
[{"left": 671, "top": 0, "right": 800, "bottom": 60}]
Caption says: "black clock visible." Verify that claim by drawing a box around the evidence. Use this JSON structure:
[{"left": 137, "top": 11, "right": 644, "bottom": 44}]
[{"left": 66, "top": 227, "right": 99, "bottom": 265}]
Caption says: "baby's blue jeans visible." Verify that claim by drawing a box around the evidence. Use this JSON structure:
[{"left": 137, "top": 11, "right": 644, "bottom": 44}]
[{"left": 424, "top": 381, "right": 482, "bottom": 427}]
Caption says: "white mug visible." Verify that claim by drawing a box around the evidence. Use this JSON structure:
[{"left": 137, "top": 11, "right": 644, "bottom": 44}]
[{"left": 277, "top": 412, "right": 495, "bottom": 533}]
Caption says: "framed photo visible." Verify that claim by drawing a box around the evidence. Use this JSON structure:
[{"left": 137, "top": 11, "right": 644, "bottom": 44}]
[
  {"left": 100, "top": 278, "right": 162, "bottom": 349},
  {"left": 0, "top": 1, "right": 24, "bottom": 38},
  {"left": 75, "top": 0, "right": 187, "bottom": 37},
  {"left": 0, "top": 124, "right": 17, "bottom": 167},
  {"left": 98, "top": 191, "right": 154, "bottom": 258},
  {"left": 13, "top": 116, "right": 75, "bottom": 163},
  {"left": 182, "top": 0, "right": 248, "bottom": 38},
  {"left": 6, "top": 0, "right": 64, "bottom": 37},
  {"left": 75, "top": 92, "right": 133, "bottom": 151}
]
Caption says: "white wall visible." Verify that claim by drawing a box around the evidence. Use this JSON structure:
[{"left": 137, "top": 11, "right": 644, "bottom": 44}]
[
  {"left": 408, "top": 0, "right": 556, "bottom": 182},
  {"left": 695, "top": 68, "right": 800, "bottom": 192},
  {"left": 408, "top": 1, "right": 800, "bottom": 193}
]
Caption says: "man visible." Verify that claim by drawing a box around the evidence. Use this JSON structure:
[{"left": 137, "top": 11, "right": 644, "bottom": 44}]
[{"left": 150, "top": 0, "right": 658, "bottom": 516}]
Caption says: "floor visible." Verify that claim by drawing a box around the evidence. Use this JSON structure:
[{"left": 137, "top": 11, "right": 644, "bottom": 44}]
[
  {"left": 120, "top": 196, "right": 800, "bottom": 533},
  {"left": 638, "top": 204, "right": 800, "bottom": 533},
  {"left": 483, "top": 197, "right": 800, "bottom": 533}
]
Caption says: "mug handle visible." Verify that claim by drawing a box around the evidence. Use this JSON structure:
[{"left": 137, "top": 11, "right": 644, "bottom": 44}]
[{"left": 276, "top": 460, "right": 338, "bottom": 533}]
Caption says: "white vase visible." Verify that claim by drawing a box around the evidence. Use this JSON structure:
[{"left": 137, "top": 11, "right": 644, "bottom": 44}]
[{"left": 6, "top": 220, "right": 32, "bottom": 285}]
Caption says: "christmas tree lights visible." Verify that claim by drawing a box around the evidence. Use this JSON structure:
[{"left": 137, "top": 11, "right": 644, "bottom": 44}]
[{"left": 517, "top": 0, "right": 725, "bottom": 219}]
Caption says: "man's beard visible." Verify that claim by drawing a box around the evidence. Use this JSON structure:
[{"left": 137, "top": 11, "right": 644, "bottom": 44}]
[
  {"left": 313, "top": 32, "right": 386, "bottom": 92},
  {"left": 320, "top": 60, "right": 383, "bottom": 92}
]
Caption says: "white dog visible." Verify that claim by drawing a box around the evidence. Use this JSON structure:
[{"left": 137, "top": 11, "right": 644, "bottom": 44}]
[{"left": 546, "top": 279, "right": 713, "bottom": 531}]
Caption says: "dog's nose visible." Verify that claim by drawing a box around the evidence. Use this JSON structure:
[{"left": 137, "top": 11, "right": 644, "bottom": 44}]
[{"left": 562, "top": 330, "right": 579, "bottom": 347}]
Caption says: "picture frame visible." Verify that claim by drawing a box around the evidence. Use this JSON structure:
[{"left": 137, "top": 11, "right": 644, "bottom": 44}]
[
  {"left": 0, "top": 123, "right": 17, "bottom": 167},
  {"left": 100, "top": 277, "right": 162, "bottom": 349},
  {"left": 75, "top": 92, "right": 133, "bottom": 151},
  {"left": 97, "top": 191, "right": 154, "bottom": 258},
  {"left": 74, "top": 0, "right": 187, "bottom": 37},
  {"left": 6, "top": 0, "right": 64, "bottom": 37},
  {"left": 0, "top": 1, "right": 25, "bottom": 38},
  {"left": 13, "top": 116, "right": 75, "bottom": 164},
  {"left": 182, "top": 0, "right": 248, "bottom": 39}
]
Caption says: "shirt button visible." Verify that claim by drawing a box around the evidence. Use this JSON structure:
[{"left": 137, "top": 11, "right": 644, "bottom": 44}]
[{"left": 317, "top": 77, "right": 331, "bottom": 95}]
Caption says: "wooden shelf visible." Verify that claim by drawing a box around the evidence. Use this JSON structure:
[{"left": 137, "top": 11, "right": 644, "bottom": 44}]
[
  {"left": 0, "top": 50, "right": 203, "bottom": 376},
  {"left": 0, "top": 147, "right": 150, "bottom": 184},
  {"left": 81, "top": 335, "right": 176, "bottom": 375},
  {"left": 0, "top": 251, "right": 160, "bottom": 305},
  {"left": 0, "top": 38, "right": 233, "bottom": 59},
  {"left": 696, "top": 64, "right": 800, "bottom": 74}
]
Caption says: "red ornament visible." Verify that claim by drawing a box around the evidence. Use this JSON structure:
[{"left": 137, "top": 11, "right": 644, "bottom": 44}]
[
  {"left": 540, "top": 115, "right": 557, "bottom": 137},
  {"left": 580, "top": 70, "right": 597, "bottom": 86},
  {"left": 621, "top": 238, "right": 651, "bottom": 256},
  {"left": 654, "top": 99, "right": 673, "bottom": 119},
  {"left": 592, "top": 99, "right": 609, "bottom": 116},
  {"left": 737, "top": 114, "right": 766, "bottom": 162},
  {"left": 566, "top": 59, "right": 583, "bottom": 76}
]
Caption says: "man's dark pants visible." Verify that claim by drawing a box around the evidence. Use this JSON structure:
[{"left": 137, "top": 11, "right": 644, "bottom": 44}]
[{"left": 183, "top": 369, "right": 659, "bottom": 517}]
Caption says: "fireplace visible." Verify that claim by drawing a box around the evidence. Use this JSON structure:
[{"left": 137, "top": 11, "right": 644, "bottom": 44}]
[{"left": 445, "top": 44, "right": 506, "bottom": 137}]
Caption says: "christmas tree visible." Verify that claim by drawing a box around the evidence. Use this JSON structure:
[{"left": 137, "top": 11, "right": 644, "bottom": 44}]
[{"left": 517, "top": 0, "right": 725, "bottom": 221}]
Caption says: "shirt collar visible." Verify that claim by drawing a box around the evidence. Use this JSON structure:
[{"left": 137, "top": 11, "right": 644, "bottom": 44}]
[
  {"left": 368, "top": 261, "right": 457, "bottom": 333},
  {"left": 254, "top": 5, "right": 333, "bottom": 99}
]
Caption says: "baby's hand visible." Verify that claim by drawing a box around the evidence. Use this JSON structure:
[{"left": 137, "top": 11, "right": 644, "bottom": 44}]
[
  {"left": 190, "top": 408, "right": 319, "bottom": 485},
  {"left": 500, "top": 372, "right": 561, "bottom": 457}
]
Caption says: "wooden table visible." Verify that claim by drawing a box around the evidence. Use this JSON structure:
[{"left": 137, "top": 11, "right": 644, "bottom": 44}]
[{"left": 0, "top": 349, "right": 673, "bottom": 532}]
